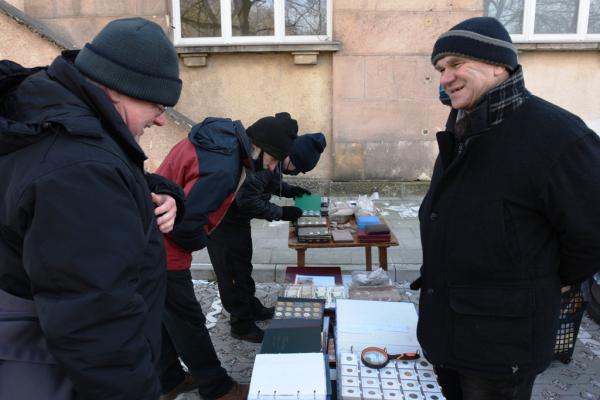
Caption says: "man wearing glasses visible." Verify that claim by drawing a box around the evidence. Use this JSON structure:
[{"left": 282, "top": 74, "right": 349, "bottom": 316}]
[{"left": 0, "top": 17, "right": 183, "bottom": 399}]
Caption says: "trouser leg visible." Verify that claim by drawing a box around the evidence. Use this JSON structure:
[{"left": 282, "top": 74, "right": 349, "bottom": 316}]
[
  {"left": 208, "top": 221, "right": 262, "bottom": 325},
  {"left": 159, "top": 324, "right": 185, "bottom": 394},
  {"left": 434, "top": 366, "right": 463, "bottom": 400},
  {"left": 160, "top": 270, "right": 234, "bottom": 399},
  {"left": 434, "top": 366, "right": 537, "bottom": 400}
]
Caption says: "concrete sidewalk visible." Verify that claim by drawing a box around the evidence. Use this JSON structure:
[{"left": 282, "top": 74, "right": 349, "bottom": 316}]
[{"left": 182, "top": 196, "right": 600, "bottom": 400}]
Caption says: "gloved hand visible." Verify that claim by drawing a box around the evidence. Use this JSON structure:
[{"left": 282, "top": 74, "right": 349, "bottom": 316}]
[
  {"left": 289, "top": 186, "right": 311, "bottom": 198},
  {"left": 281, "top": 206, "right": 303, "bottom": 222}
]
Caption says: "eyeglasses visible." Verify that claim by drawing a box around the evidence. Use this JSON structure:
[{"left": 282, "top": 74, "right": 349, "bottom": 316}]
[{"left": 155, "top": 104, "right": 166, "bottom": 114}]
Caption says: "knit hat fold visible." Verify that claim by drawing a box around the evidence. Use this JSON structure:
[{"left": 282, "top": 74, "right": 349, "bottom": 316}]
[
  {"left": 75, "top": 17, "right": 182, "bottom": 106},
  {"left": 431, "top": 17, "right": 518, "bottom": 71}
]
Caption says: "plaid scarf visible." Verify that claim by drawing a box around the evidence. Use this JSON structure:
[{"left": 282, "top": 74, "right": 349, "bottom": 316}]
[{"left": 487, "top": 65, "right": 528, "bottom": 127}]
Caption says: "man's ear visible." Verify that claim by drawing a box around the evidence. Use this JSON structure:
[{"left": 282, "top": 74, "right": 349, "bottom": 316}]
[
  {"left": 103, "top": 87, "right": 122, "bottom": 105},
  {"left": 493, "top": 65, "right": 510, "bottom": 77}
]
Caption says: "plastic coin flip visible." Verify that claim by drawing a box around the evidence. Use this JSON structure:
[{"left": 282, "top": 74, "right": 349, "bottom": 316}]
[{"left": 360, "top": 347, "right": 420, "bottom": 369}]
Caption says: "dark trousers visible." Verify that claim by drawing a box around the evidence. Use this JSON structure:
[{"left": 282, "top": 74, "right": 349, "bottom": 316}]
[
  {"left": 159, "top": 269, "right": 233, "bottom": 399},
  {"left": 207, "top": 220, "right": 263, "bottom": 329},
  {"left": 434, "top": 366, "right": 537, "bottom": 400}
]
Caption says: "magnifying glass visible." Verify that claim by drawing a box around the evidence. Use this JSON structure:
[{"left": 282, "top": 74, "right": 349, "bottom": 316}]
[{"left": 360, "top": 347, "right": 420, "bottom": 369}]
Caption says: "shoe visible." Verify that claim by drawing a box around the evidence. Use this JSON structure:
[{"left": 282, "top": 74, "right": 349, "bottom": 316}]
[
  {"left": 254, "top": 306, "right": 275, "bottom": 321},
  {"left": 216, "top": 383, "right": 250, "bottom": 400},
  {"left": 231, "top": 322, "right": 264, "bottom": 343},
  {"left": 160, "top": 373, "right": 198, "bottom": 400}
]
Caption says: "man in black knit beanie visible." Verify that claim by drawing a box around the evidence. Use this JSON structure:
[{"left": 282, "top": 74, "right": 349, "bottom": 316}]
[{"left": 415, "top": 16, "right": 600, "bottom": 400}]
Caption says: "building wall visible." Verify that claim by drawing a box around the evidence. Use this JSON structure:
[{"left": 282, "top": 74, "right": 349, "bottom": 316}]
[
  {"left": 3, "top": 0, "right": 600, "bottom": 180},
  {"left": 331, "top": 0, "right": 481, "bottom": 181},
  {"left": 175, "top": 52, "right": 333, "bottom": 178},
  {"left": 519, "top": 51, "right": 600, "bottom": 132},
  {"left": 10, "top": 0, "right": 333, "bottom": 177},
  {"left": 0, "top": 8, "right": 60, "bottom": 65}
]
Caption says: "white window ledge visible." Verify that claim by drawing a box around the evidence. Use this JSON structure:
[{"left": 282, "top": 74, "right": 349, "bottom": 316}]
[
  {"left": 177, "top": 42, "right": 341, "bottom": 67},
  {"left": 515, "top": 42, "right": 600, "bottom": 51}
]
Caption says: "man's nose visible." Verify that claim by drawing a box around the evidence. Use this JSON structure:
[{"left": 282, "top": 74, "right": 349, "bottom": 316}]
[
  {"left": 440, "top": 70, "right": 453, "bottom": 86},
  {"left": 267, "top": 161, "right": 278, "bottom": 171}
]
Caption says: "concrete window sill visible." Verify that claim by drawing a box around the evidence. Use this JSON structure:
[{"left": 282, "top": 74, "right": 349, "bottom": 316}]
[
  {"left": 177, "top": 42, "right": 341, "bottom": 67},
  {"left": 515, "top": 42, "right": 600, "bottom": 51}
]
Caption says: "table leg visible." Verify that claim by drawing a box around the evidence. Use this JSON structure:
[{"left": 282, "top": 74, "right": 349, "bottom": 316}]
[
  {"left": 297, "top": 249, "right": 306, "bottom": 268},
  {"left": 378, "top": 246, "right": 388, "bottom": 271},
  {"left": 365, "top": 246, "right": 372, "bottom": 271}
]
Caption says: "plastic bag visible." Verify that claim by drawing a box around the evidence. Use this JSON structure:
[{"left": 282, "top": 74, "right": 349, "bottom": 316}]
[
  {"left": 355, "top": 194, "right": 375, "bottom": 217},
  {"left": 350, "top": 268, "right": 392, "bottom": 287}
]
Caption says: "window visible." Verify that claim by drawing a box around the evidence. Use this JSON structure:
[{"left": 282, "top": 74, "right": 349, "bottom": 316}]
[
  {"left": 485, "top": 0, "right": 600, "bottom": 42},
  {"left": 172, "top": 0, "right": 332, "bottom": 46}
]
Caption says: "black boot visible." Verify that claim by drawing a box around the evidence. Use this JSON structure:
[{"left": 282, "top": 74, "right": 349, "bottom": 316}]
[
  {"left": 254, "top": 306, "right": 275, "bottom": 321},
  {"left": 231, "top": 321, "right": 264, "bottom": 343}
]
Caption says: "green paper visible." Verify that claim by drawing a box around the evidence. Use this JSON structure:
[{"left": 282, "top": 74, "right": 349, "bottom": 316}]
[{"left": 294, "top": 194, "right": 321, "bottom": 211}]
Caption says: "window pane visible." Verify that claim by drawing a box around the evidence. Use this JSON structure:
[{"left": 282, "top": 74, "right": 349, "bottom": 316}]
[
  {"left": 180, "top": 0, "right": 221, "bottom": 38},
  {"left": 286, "top": 0, "right": 327, "bottom": 36},
  {"left": 589, "top": 0, "right": 600, "bottom": 33},
  {"left": 534, "top": 0, "right": 579, "bottom": 34},
  {"left": 484, "top": 0, "right": 524, "bottom": 34},
  {"left": 232, "top": 0, "right": 274, "bottom": 36}
]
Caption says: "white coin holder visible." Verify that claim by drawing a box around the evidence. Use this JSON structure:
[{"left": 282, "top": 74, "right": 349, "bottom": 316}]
[
  {"left": 380, "top": 378, "right": 401, "bottom": 390},
  {"left": 341, "top": 353, "right": 359, "bottom": 366},
  {"left": 397, "top": 368, "right": 417, "bottom": 380},
  {"left": 400, "top": 380, "right": 420, "bottom": 392},
  {"left": 416, "top": 370, "right": 436, "bottom": 382},
  {"left": 380, "top": 367, "right": 398, "bottom": 379},
  {"left": 424, "top": 392, "right": 446, "bottom": 400},
  {"left": 341, "top": 365, "right": 360, "bottom": 377},
  {"left": 362, "top": 387, "right": 383, "bottom": 400},
  {"left": 383, "top": 389, "right": 404, "bottom": 400},
  {"left": 396, "top": 360, "right": 417, "bottom": 370},
  {"left": 340, "top": 386, "right": 362, "bottom": 400},
  {"left": 402, "top": 391, "right": 424, "bottom": 400},
  {"left": 421, "top": 381, "right": 441, "bottom": 392},
  {"left": 360, "top": 366, "right": 379, "bottom": 378},
  {"left": 361, "top": 377, "right": 381, "bottom": 388},
  {"left": 341, "top": 376, "right": 361, "bottom": 388},
  {"left": 415, "top": 360, "right": 434, "bottom": 370}
]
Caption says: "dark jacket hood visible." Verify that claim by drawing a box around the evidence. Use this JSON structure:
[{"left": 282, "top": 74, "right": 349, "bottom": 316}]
[{"left": 0, "top": 51, "right": 146, "bottom": 164}]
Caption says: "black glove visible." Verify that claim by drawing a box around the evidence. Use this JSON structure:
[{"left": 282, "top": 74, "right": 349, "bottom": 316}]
[
  {"left": 281, "top": 206, "right": 303, "bottom": 222},
  {"left": 290, "top": 186, "right": 311, "bottom": 198}
]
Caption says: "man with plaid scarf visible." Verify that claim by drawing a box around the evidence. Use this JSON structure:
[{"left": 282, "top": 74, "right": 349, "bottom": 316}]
[{"left": 414, "top": 16, "right": 600, "bottom": 400}]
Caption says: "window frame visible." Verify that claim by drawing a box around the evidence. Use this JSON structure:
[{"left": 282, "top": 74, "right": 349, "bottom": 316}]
[
  {"left": 171, "top": 0, "right": 333, "bottom": 46},
  {"left": 502, "top": 0, "right": 600, "bottom": 42}
]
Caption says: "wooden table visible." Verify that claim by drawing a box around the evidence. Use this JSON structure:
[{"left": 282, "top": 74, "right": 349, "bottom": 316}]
[{"left": 288, "top": 216, "right": 399, "bottom": 271}]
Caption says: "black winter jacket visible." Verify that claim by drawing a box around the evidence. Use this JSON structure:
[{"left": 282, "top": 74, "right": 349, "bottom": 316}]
[
  {"left": 418, "top": 93, "right": 600, "bottom": 377},
  {"left": 0, "top": 54, "right": 169, "bottom": 399},
  {"left": 225, "top": 161, "right": 295, "bottom": 223}
]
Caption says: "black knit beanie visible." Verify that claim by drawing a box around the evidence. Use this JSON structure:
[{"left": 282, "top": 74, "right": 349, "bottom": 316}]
[
  {"left": 431, "top": 17, "right": 518, "bottom": 71},
  {"left": 75, "top": 17, "right": 182, "bottom": 107},
  {"left": 290, "top": 133, "right": 326, "bottom": 173},
  {"left": 246, "top": 112, "right": 298, "bottom": 161}
]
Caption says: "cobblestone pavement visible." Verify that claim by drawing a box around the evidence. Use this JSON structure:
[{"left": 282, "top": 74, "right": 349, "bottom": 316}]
[{"left": 174, "top": 280, "right": 600, "bottom": 400}]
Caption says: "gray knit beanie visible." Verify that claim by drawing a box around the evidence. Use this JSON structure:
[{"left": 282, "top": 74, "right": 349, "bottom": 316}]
[{"left": 75, "top": 17, "right": 182, "bottom": 106}]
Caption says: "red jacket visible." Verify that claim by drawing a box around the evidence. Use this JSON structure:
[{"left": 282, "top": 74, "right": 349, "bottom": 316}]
[{"left": 156, "top": 118, "right": 252, "bottom": 270}]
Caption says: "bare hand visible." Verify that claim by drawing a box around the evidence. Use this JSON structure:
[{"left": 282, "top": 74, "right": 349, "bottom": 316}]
[{"left": 151, "top": 193, "right": 177, "bottom": 233}]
